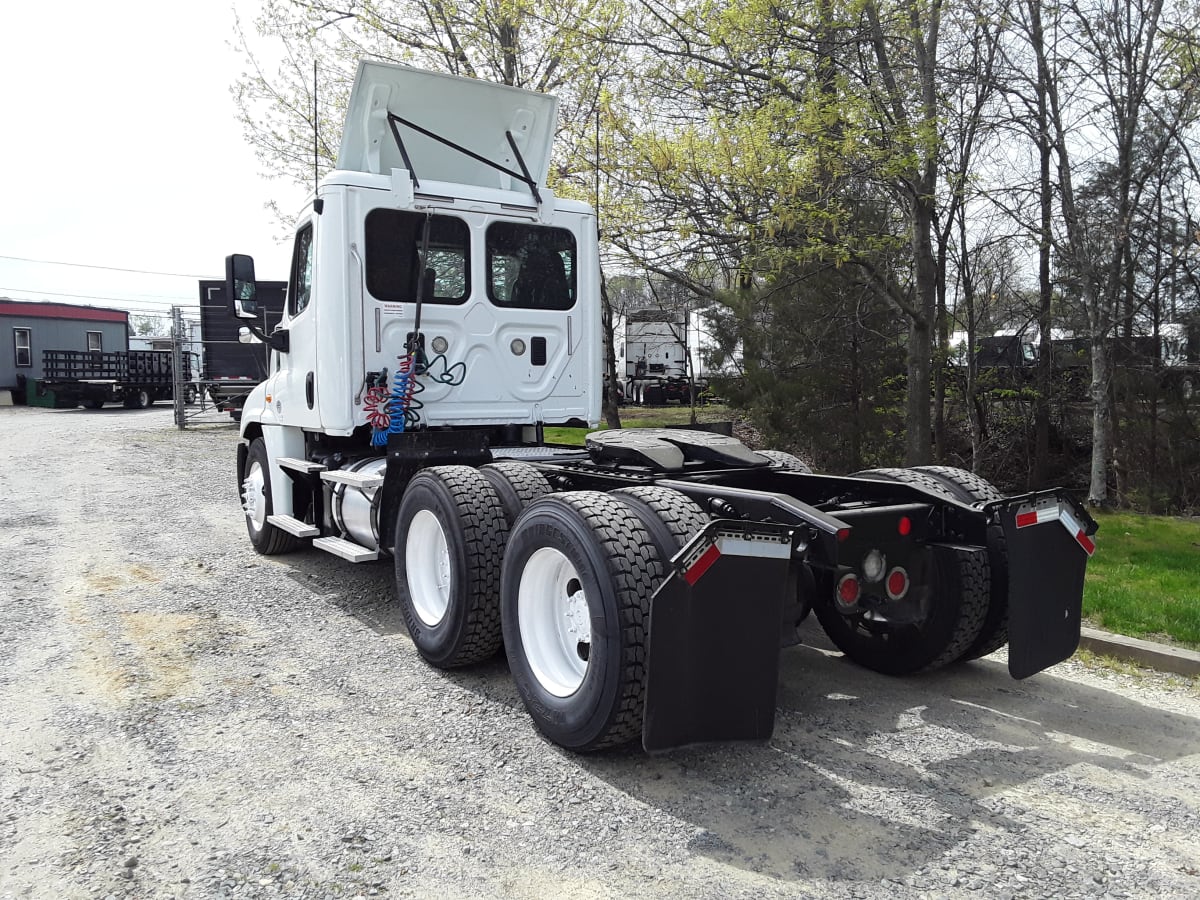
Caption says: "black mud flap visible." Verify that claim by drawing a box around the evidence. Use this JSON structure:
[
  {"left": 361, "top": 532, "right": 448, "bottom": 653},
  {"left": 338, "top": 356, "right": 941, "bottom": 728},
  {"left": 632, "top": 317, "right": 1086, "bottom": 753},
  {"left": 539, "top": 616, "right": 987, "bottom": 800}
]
[
  {"left": 642, "top": 522, "right": 794, "bottom": 752},
  {"left": 998, "top": 493, "right": 1097, "bottom": 679}
]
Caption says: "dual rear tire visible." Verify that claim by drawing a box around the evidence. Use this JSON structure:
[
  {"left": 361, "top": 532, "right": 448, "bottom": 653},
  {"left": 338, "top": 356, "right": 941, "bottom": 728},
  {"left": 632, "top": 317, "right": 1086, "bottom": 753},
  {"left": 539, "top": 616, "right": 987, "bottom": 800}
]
[
  {"left": 814, "top": 466, "right": 1008, "bottom": 674},
  {"left": 394, "top": 463, "right": 708, "bottom": 751}
]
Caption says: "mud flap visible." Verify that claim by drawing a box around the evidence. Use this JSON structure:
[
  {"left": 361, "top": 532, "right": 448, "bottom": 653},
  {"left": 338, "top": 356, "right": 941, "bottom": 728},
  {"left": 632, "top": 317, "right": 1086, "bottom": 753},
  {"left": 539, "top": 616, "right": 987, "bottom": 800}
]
[
  {"left": 642, "top": 522, "right": 794, "bottom": 752},
  {"left": 999, "top": 494, "right": 1096, "bottom": 679}
]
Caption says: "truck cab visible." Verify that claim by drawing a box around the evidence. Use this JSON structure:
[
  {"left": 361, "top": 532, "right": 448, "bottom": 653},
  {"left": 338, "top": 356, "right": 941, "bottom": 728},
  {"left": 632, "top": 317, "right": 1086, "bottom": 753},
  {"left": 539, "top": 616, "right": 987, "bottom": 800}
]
[{"left": 236, "top": 62, "right": 600, "bottom": 441}]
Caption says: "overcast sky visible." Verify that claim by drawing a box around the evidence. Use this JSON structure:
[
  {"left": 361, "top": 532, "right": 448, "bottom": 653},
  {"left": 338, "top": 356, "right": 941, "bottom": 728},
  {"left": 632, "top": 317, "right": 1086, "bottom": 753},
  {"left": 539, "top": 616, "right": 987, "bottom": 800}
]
[{"left": 0, "top": 1, "right": 303, "bottom": 328}]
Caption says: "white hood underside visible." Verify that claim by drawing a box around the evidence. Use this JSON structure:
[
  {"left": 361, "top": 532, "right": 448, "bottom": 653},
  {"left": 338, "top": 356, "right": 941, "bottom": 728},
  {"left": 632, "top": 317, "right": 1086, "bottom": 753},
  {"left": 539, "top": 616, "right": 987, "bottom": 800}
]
[{"left": 336, "top": 60, "right": 558, "bottom": 196}]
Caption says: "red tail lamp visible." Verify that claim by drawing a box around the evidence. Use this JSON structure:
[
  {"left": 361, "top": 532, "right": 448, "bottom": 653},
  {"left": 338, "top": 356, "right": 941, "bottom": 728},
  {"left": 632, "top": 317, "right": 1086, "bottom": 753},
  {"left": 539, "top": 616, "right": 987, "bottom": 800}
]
[
  {"left": 836, "top": 573, "right": 860, "bottom": 608},
  {"left": 897, "top": 516, "right": 912, "bottom": 536},
  {"left": 885, "top": 567, "right": 910, "bottom": 600}
]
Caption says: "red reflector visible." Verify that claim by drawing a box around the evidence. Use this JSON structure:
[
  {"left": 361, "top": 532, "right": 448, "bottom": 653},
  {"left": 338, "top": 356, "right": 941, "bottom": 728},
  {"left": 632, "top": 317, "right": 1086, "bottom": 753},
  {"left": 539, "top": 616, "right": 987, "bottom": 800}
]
[
  {"left": 684, "top": 543, "right": 721, "bottom": 586},
  {"left": 1015, "top": 511, "right": 1039, "bottom": 528},
  {"left": 837, "top": 573, "right": 860, "bottom": 605},
  {"left": 836, "top": 528, "right": 851, "bottom": 543},
  {"left": 1076, "top": 530, "right": 1096, "bottom": 556},
  {"left": 886, "top": 568, "right": 909, "bottom": 600},
  {"left": 897, "top": 516, "right": 911, "bottom": 536}
]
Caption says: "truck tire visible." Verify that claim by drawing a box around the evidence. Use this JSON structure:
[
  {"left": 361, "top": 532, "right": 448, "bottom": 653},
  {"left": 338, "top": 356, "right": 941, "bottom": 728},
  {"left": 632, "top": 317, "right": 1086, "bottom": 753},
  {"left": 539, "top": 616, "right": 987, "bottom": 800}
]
[
  {"left": 756, "top": 449, "right": 812, "bottom": 473},
  {"left": 123, "top": 388, "right": 151, "bottom": 410},
  {"left": 501, "top": 491, "right": 663, "bottom": 751},
  {"left": 611, "top": 485, "right": 709, "bottom": 563},
  {"left": 913, "top": 465, "right": 1010, "bottom": 661},
  {"left": 813, "top": 542, "right": 989, "bottom": 675},
  {"left": 394, "top": 466, "right": 508, "bottom": 668},
  {"left": 811, "top": 467, "right": 990, "bottom": 674},
  {"left": 241, "top": 438, "right": 300, "bottom": 555},
  {"left": 83, "top": 399, "right": 104, "bottom": 410},
  {"left": 480, "top": 461, "right": 553, "bottom": 526},
  {"left": 184, "top": 385, "right": 198, "bottom": 405},
  {"left": 853, "top": 466, "right": 955, "bottom": 497}
]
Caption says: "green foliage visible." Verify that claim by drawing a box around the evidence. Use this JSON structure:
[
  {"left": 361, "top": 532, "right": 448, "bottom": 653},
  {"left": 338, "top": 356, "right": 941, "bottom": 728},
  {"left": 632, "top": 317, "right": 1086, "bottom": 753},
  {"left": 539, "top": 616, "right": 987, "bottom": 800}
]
[
  {"left": 543, "top": 404, "right": 733, "bottom": 446},
  {"left": 705, "top": 259, "right": 908, "bottom": 472},
  {"left": 1085, "top": 512, "right": 1200, "bottom": 648}
]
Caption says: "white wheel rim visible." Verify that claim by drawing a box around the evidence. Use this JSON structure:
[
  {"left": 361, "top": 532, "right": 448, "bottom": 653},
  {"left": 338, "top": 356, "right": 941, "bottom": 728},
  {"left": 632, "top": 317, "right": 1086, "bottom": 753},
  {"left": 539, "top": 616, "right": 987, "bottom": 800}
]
[
  {"left": 406, "top": 509, "right": 452, "bottom": 627},
  {"left": 242, "top": 460, "right": 266, "bottom": 533},
  {"left": 518, "top": 547, "right": 591, "bottom": 698}
]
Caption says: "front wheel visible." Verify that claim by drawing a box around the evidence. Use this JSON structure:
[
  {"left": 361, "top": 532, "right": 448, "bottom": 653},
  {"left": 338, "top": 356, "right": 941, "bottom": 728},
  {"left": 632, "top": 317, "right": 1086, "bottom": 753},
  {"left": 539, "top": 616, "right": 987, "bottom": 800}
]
[
  {"left": 502, "top": 492, "right": 663, "bottom": 751},
  {"left": 241, "top": 438, "right": 299, "bottom": 555},
  {"left": 393, "top": 466, "right": 509, "bottom": 668}
]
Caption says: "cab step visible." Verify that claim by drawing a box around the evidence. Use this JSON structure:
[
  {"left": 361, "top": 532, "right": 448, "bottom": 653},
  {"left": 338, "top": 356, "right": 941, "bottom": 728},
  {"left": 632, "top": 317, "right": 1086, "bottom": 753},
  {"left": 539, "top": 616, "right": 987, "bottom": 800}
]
[
  {"left": 278, "top": 456, "right": 326, "bottom": 474},
  {"left": 312, "top": 536, "right": 379, "bottom": 563},
  {"left": 319, "top": 469, "right": 385, "bottom": 490},
  {"left": 267, "top": 514, "right": 319, "bottom": 538}
]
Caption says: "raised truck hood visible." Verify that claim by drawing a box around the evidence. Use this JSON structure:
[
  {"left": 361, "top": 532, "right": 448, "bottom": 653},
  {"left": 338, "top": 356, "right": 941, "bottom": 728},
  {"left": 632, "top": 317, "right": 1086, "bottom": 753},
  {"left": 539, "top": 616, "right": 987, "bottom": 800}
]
[{"left": 336, "top": 59, "right": 558, "bottom": 196}]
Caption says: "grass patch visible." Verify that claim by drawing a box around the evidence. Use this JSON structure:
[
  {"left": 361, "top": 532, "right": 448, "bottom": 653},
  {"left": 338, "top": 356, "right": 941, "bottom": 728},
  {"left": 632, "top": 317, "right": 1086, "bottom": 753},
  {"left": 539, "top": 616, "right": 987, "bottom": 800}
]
[
  {"left": 1084, "top": 511, "right": 1200, "bottom": 648},
  {"left": 543, "top": 404, "right": 732, "bottom": 447}
]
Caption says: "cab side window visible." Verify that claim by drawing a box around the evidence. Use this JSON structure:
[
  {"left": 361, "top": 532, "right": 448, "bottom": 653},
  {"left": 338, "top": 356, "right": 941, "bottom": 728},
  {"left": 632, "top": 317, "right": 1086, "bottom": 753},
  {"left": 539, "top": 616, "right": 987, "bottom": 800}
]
[{"left": 289, "top": 223, "right": 315, "bottom": 316}]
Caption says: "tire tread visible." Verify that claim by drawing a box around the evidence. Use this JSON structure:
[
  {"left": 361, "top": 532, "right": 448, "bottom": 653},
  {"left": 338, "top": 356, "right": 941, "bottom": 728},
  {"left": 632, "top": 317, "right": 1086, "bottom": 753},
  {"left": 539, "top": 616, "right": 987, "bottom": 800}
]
[
  {"left": 912, "top": 465, "right": 1010, "bottom": 660},
  {"left": 399, "top": 466, "right": 509, "bottom": 667}
]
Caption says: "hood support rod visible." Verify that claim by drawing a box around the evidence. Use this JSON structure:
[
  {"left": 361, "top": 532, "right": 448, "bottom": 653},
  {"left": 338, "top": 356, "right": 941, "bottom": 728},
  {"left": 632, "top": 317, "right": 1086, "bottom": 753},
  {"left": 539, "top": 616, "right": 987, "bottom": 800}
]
[{"left": 386, "top": 112, "right": 542, "bottom": 204}]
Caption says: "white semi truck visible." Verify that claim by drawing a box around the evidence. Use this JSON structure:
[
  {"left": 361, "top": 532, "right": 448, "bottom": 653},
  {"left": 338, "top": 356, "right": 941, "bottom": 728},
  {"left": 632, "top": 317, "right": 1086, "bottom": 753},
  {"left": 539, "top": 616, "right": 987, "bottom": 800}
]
[
  {"left": 621, "top": 308, "right": 708, "bottom": 405},
  {"left": 229, "top": 61, "right": 1097, "bottom": 752}
]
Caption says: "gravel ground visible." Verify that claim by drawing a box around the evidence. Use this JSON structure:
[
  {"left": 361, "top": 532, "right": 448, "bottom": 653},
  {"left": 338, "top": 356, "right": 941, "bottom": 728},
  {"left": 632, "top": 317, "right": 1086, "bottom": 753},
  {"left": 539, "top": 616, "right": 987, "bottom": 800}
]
[{"left": 2, "top": 405, "right": 1199, "bottom": 900}]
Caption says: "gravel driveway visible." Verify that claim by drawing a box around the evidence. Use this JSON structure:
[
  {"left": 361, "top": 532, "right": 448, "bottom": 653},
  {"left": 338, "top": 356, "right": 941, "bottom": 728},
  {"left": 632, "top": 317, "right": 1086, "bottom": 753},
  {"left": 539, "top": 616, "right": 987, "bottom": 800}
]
[{"left": 2, "top": 406, "right": 1199, "bottom": 899}]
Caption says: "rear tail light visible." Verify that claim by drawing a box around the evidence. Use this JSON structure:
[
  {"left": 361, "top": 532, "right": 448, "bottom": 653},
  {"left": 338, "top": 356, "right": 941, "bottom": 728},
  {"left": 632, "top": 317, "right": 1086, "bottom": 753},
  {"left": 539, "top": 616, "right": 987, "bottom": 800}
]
[
  {"left": 897, "top": 515, "right": 912, "bottom": 536},
  {"left": 885, "top": 567, "right": 910, "bottom": 600},
  {"left": 836, "top": 573, "right": 860, "bottom": 608}
]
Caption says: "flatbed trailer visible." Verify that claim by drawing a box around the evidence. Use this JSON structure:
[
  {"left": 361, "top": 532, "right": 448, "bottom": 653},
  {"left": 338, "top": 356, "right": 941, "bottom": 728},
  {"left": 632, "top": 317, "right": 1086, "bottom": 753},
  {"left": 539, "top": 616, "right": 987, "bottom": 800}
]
[{"left": 40, "top": 349, "right": 188, "bottom": 409}]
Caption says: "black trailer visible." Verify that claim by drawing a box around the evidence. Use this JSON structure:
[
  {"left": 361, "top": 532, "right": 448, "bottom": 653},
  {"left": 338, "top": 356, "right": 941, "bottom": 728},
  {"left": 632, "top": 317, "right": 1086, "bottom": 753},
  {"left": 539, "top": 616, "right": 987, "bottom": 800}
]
[
  {"left": 40, "top": 349, "right": 189, "bottom": 409},
  {"left": 198, "top": 280, "right": 286, "bottom": 416}
]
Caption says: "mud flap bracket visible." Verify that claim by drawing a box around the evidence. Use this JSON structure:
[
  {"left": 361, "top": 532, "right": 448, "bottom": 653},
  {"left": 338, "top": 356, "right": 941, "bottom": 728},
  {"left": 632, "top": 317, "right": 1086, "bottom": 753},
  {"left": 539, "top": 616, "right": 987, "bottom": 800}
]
[{"left": 642, "top": 521, "right": 794, "bottom": 752}]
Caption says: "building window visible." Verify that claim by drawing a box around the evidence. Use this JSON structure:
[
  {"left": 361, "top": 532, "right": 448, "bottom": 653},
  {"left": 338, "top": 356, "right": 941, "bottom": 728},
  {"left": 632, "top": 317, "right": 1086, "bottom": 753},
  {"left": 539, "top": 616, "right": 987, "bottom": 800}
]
[
  {"left": 87, "top": 331, "right": 103, "bottom": 352},
  {"left": 14, "top": 328, "right": 31, "bottom": 367}
]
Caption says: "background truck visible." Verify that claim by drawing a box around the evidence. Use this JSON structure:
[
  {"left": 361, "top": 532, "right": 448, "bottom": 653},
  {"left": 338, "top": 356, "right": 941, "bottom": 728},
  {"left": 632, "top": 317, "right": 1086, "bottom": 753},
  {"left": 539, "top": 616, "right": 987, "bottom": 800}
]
[
  {"left": 38, "top": 349, "right": 188, "bottom": 409},
  {"left": 622, "top": 308, "right": 708, "bottom": 405},
  {"left": 197, "top": 279, "right": 286, "bottom": 417},
  {"left": 228, "top": 60, "right": 1097, "bottom": 754}
]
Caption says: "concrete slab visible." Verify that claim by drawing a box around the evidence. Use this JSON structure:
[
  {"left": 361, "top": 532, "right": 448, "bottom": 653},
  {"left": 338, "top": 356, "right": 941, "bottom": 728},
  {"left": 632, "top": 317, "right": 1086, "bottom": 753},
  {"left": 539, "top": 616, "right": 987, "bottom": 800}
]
[{"left": 1079, "top": 626, "right": 1200, "bottom": 677}]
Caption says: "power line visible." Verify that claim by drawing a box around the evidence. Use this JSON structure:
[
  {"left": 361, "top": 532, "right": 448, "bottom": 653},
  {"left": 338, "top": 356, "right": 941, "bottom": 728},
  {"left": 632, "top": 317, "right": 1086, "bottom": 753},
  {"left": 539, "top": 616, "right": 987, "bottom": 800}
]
[
  {"left": 0, "top": 253, "right": 214, "bottom": 280},
  {"left": 0, "top": 286, "right": 199, "bottom": 306}
]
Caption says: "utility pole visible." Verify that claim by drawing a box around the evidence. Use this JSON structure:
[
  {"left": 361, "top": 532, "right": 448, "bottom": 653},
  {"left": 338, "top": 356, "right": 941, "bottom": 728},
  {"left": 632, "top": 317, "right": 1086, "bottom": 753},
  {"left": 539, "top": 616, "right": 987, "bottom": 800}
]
[{"left": 172, "top": 305, "right": 186, "bottom": 430}]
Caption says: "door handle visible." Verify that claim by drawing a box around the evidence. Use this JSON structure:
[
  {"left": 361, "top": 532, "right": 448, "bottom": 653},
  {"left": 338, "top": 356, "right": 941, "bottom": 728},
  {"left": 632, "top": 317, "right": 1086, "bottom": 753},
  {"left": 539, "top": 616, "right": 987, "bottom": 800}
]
[{"left": 306, "top": 371, "right": 314, "bottom": 409}]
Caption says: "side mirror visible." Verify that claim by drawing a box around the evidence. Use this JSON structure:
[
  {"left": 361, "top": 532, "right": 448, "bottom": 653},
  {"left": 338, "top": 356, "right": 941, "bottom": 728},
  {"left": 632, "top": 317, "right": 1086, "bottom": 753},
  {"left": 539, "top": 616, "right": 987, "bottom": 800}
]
[
  {"left": 237, "top": 326, "right": 261, "bottom": 345},
  {"left": 225, "top": 254, "right": 259, "bottom": 319}
]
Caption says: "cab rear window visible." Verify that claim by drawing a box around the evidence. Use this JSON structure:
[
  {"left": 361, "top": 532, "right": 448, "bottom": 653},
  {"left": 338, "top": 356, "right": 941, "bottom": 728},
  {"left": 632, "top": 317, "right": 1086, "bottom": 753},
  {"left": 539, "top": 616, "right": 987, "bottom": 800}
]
[
  {"left": 365, "top": 210, "right": 470, "bottom": 304},
  {"left": 487, "top": 223, "right": 575, "bottom": 310}
]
